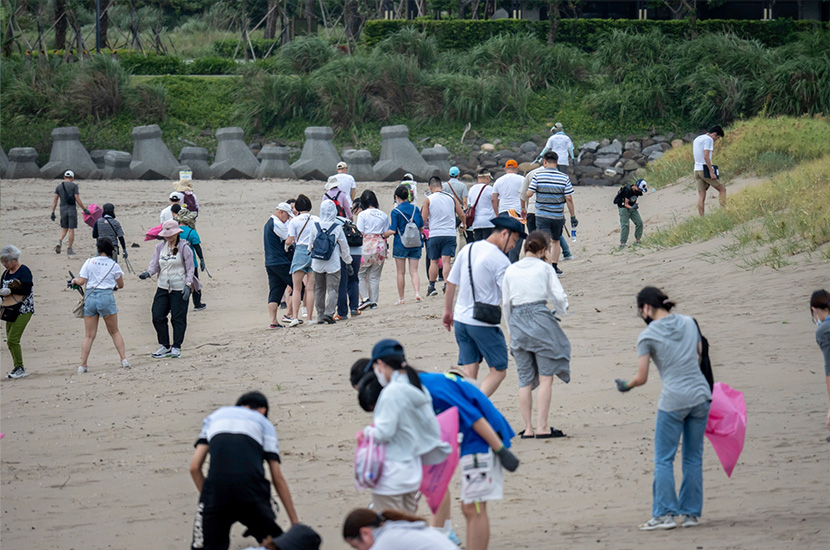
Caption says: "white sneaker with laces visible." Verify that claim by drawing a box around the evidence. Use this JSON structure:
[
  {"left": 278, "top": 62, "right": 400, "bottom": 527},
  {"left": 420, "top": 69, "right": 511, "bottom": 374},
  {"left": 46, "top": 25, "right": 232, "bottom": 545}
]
[
  {"left": 152, "top": 346, "right": 171, "bottom": 358},
  {"left": 169, "top": 347, "right": 181, "bottom": 358},
  {"left": 639, "top": 515, "right": 676, "bottom": 531},
  {"left": 77, "top": 366, "right": 88, "bottom": 374},
  {"left": 680, "top": 515, "right": 699, "bottom": 527},
  {"left": 121, "top": 358, "right": 131, "bottom": 368},
  {"left": 6, "top": 366, "right": 28, "bottom": 379},
  {"left": 288, "top": 318, "right": 302, "bottom": 328}
]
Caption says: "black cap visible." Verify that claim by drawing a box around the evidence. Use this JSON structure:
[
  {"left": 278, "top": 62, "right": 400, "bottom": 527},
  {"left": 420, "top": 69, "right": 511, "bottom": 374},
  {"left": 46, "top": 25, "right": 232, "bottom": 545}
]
[{"left": 489, "top": 216, "right": 527, "bottom": 239}]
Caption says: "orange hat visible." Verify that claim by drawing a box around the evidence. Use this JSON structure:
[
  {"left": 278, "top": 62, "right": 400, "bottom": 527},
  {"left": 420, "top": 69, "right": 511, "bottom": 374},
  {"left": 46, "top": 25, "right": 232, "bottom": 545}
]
[{"left": 505, "top": 159, "right": 518, "bottom": 168}]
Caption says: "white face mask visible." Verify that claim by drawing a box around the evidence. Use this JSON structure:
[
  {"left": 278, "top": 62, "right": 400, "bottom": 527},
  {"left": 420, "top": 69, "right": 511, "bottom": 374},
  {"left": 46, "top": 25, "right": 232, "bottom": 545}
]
[{"left": 374, "top": 367, "right": 389, "bottom": 387}]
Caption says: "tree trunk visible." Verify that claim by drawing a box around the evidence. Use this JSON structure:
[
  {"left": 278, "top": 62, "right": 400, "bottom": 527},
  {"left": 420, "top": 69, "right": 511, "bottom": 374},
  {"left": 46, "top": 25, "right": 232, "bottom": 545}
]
[
  {"left": 548, "top": 0, "right": 561, "bottom": 45},
  {"left": 344, "top": 0, "right": 362, "bottom": 43},
  {"left": 265, "top": 0, "right": 278, "bottom": 39},
  {"left": 100, "top": 1, "right": 110, "bottom": 49},
  {"left": 54, "top": 0, "right": 67, "bottom": 50},
  {"left": 305, "top": 0, "right": 315, "bottom": 33}
]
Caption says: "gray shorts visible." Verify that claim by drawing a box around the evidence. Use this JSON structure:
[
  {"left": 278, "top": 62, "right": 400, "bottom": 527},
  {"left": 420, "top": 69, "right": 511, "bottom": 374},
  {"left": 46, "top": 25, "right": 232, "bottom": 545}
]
[
  {"left": 512, "top": 349, "right": 570, "bottom": 389},
  {"left": 60, "top": 206, "right": 78, "bottom": 229}
]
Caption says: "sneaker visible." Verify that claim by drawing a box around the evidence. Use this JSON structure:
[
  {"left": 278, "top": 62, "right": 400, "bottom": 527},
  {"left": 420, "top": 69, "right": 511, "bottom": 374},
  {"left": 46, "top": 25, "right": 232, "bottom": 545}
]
[
  {"left": 357, "top": 300, "right": 372, "bottom": 311},
  {"left": 77, "top": 366, "right": 88, "bottom": 374},
  {"left": 415, "top": 294, "right": 422, "bottom": 302},
  {"left": 619, "top": 243, "right": 628, "bottom": 249},
  {"left": 193, "top": 304, "right": 207, "bottom": 311},
  {"left": 350, "top": 309, "right": 361, "bottom": 317},
  {"left": 332, "top": 314, "right": 344, "bottom": 321},
  {"left": 6, "top": 366, "right": 28, "bottom": 379},
  {"left": 369, "top": 303, "right": 378, "bottom": 310},
  {"left": 301, "top": 306, "right": 308, "bottom": 318},
  {"left": 55, "top": 242, "right": 62, "bottom": 254},
  {"left": 322, "top": 314, "right": 336, "bottom": 324},
  {"left": 169, "top": 347, "right": 181, "bottom": 359},
  {"left": 639, "top": 515, "right": 676, "bottom": 531},
  {"left": 281, "top": 315, "right": 292, "bottom": 323},
  {"left": 67, "top": 247, "right": 76, "bottom": 256},
  {"left": 288, "top": 318, "right": 302, "bottom": 328},
  {"left": 426, "top": 286, "right": 438, "bottom": 297},
  {"left": 442, "top": 283, "right": 447, "bottom": 294},
  {"left": 680, "top": 515, "right": 699, "bottom": 528},
  {"left": 279, "top": 301, "right": 287, "bottom": 309},
  {"left": 152, "top": 346, "right": 171, "bottom": 358},
  {"left": 121, "top": 358, "right": 131, "bottom": 368},
  {"left": 563, "top": 255, "right": 575, "bottom": 261},
  {"left": 554, "top": 265, "right": 563, "bottom": 275}
]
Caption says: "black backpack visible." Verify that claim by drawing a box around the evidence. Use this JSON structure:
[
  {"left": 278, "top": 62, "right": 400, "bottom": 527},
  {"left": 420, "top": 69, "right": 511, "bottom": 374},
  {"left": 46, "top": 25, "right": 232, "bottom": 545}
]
[
  {"left": 342, "top": 219, "right": 363, "bottom": 247},
  {"left": 612, "top": 185, "right": 626, "bottom": 207},
  {"left": 310, "top": 223, "right": 336, "bottom": 261}
]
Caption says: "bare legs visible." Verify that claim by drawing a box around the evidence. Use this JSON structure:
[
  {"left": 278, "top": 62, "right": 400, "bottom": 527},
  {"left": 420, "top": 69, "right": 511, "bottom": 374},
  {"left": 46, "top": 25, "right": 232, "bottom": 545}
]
[
  {"left": 80, "top": 313, "right": 126, "bottom": 369},
  {"left": 698, "top": 185, "right": 726, "bottom": 216},
  {"left": 290, "top": 272, "right": 314, "bottom": 322},
  {"left": 395, "top": 258, "right": 422, "bottom": 301},
  {"left": 462, "top": 501, "right": 490, "bottom": 550},
  {"left": 463, "top": 362, "right": 506, "bottom": 398}
]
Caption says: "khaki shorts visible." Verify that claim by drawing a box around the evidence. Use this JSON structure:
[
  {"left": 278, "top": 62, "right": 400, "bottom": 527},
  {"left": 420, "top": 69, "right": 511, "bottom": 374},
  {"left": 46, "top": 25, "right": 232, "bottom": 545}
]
[
  {"left": 371, "top": 491, "right": 419, "bottom": 514},
  {"left": 694, "top": 170, "right": 724, "bottom": 192}
]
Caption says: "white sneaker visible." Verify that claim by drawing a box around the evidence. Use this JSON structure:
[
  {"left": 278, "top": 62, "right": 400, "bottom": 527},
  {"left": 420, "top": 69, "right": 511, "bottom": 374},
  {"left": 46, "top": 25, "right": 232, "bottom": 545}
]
[
  {"left": 6, "top": 366, "right": 28, "bottom": 379},
  {"left": 121, "top": 358, "right": 131, "bottom": 368},
  {"left": 639, "top": 515, "right": 676, "bottom": 531},
  {"left": 169, "top": 347, "right": 181, "bottom": 358},
  {"left": 288, "top": 318, "right": 302, "bottom": 328},
  {"left": 152, "top": 346, "right": 171, "bottom": 358},
  {"left": 77, "top": 366, "right": 88, "bottom": 374},
  {"left": 680, "top": 515, "right": 699, "bottom": 527}
]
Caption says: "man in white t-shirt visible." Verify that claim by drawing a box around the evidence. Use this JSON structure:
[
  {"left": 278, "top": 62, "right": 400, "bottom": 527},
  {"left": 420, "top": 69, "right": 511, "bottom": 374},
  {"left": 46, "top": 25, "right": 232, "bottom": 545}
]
[
  {"left": 492, "top": 160, "right": 526, "bottom": 263},
  {"left": 693, "top": 125, "right": 726, "bottom": 216},
  {"left": 468, "top": 169, "right": 496, "bottom": 242},
  {"left": 422, "top": 178, "right": 466, "bottom": 297},
  {"left": 334, "top": 161, "right": 357, "bottom": 206},
  {"left": 160, "top": 192, "right": 184, "bottom": 224},
  {"left": 537, "top": 122, "right": 574, "bottom": 174},
  {"left": 443, "top": 216, "right": 525, "bottom": 398}
]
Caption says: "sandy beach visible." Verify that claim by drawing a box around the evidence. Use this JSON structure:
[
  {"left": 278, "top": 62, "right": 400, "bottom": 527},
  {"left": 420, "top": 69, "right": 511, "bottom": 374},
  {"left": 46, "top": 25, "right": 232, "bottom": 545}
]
[{"left": 1, "top": 174, "right": 828, "bottom": 549}]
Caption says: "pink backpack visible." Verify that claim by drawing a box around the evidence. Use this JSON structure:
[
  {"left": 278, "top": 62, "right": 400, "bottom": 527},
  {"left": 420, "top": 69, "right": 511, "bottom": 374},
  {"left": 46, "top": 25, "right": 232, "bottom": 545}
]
[{"left": 354, "top": 430, "right": 385, "bottom": 489}]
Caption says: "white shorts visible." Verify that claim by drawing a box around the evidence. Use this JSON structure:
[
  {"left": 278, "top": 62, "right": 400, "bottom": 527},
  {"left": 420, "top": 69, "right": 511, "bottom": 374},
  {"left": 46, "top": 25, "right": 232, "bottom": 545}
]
[{"left": 459, "top": 449, "right": 503, "bottom": 504}]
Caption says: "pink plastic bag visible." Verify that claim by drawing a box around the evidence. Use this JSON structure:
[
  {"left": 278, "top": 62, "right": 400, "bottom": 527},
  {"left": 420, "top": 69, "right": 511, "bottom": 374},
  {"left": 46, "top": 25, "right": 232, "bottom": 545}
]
[
  {"left": 144, "top": 224, "right": 163, "bottom": 241},
  {"left": 354, "top": 430, "right": 385, "bottom": 490},
  {"left": 420, "top": 407, "right": 460, "bottom": 514},
  {"left": 83, "top": 204, "right": 103, "bottom": 228},
  {"left": 705, "top": 382, "right": 747, "bottom": 478}
]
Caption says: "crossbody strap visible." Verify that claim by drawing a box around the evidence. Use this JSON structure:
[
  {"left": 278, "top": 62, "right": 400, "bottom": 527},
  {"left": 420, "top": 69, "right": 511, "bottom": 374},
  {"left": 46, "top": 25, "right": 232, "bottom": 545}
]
[
  {"left": 88, "top": 259, "right": 117, "bottom": 293},
  {"left": 447, "top": 182, "right": 462, "bottom": 205},
  {"left": 471, "top": 186, "right": 485, "bottom": 210},
  {"left": 467, "top": 243, "right": 477, "bottom": 302}
]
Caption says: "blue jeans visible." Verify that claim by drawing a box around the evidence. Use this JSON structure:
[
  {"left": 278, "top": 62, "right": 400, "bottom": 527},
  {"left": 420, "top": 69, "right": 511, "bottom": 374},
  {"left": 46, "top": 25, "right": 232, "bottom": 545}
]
[
  {"left": 653, "top": 401, "right": 711, "bottom": 518},
  {"left": 559, "top": 235, "right": 571, "bottom": 258},
  {"left": 337, "top": 254, "right": 361, "bottom": 316}
]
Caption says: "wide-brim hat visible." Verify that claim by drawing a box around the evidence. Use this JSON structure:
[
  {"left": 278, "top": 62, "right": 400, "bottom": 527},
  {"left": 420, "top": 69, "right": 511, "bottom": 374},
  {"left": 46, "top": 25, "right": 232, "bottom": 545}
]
[
  {"left": 325, "top": 175, "right": 340, "bottom": 190},
  {"left": 174, "top": 180, "right": 193, "bottom": 192},
  {"left": 158, "top": 219, "right": 183, "bottom": 237},
  {"left": 490, "top": 216, "right": 527, "bottom": 239}
]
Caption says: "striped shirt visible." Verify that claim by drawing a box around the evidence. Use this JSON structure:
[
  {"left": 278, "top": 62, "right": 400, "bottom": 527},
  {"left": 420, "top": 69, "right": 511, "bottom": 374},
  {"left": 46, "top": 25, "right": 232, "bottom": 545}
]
[{"left": 529, "top": 168, "right": 573, "bottom": 219}]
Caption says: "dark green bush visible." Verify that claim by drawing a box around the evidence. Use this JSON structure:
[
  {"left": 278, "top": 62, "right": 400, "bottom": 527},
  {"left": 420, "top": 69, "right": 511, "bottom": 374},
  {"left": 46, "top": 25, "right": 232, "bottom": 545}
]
[
  {"left": 188, "top": 56, "right": 237, "bottom": 75},
  {"left": 118, "top": 52, "right": 184, "bottom": 75},
  {"left": 213, "top": 38, "right": 279, "bottom": 58}
]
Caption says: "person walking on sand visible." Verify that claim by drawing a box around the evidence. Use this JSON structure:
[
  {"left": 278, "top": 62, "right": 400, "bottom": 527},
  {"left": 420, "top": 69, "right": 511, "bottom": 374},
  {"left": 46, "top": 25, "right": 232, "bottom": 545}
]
[
  {"left": 809, "top": 289, "right": 830, "bottom": 431},
  {"left": 334, "top": 161, "right": 357, "bottom": 205},
  {"left": 388, "top": 185, "right": 424, "bottom": 305},
  {"left": 323, "top": 176, "right": 352, "bottom": 219},
  {"left": 1, "top": 245, "right": 35, "bottom": 379},
  {"left": 285, "top": 195, "right": 319, "bottom": 327},
  {"left": 70, "top": 238, "right": 130, "bottom": 373},
  {"left": 139, "top": 219, "right": 202, "bottom": 359},
  {"left": 264, "top": 203, "right": 295, "bottom": 329},
  {"left": 694, "top": 125, "right": 726, "bottom": 216},
  {"left": 356, "top": 190, "right": 390, "bottom": 311},
  {"left": 527, "top": 151, "right": 578, "bottom": 275},
  {"left": 423, "top": 178, "right": 466, "bottom": 297},
  {"left": 92, "top": 203, "right": 129, "bottom": 264},
  {"left": 443, "top": 217, "right": 525, "bottom": 397},
  {"left": 189, "top": 391, "right": 300, "bottom": 550},
  {"left": 161, "top": 192, "right": 184, "bottom": 224},
  {"left": 520, "top": 165, "right": 574, "bottom": 261},
  {"left": 467, "top": 169, "right": 497, "bottom": 242},
  {"left": 616, "top": 179, "right": 648, "bottom": 248},
  {"left": 174, "top": 205, "right": 208, "bottom": 312},
  {"left": 50, "top": 170, "right": 89, "bottom": 256},
  {"left": 502, "top": 230, "right": 570, "bottom": 439},
  {"left": 615, "top": 287, "right": 712, "bottom": 531},
  {"left": 493, "top": 160, "right": 527, "bottom": 263},
  {"left": 307, "top": 200, "right": 352, "bottom": 324},
  {"left": 336, "top": 198, "right": 363, "bottom": 320},
  {"left": 536, "top": 122, "right": 575, "bottom": 176}
]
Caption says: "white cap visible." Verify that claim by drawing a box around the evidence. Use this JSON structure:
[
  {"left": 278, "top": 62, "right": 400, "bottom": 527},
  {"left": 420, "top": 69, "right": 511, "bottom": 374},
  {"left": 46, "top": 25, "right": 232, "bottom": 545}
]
[
  {"left": 64, "top": 170, "right": 75, "bottom": 179},
  {"left": 402, "top": 173, "right": 414, "bottom": 182},
  {"left": 336, "top": 161, "right": 348, "bottom": 170},
  {"left": 169, "top": 191, "right": 184, "bottom": 201},
  {"left": 276, "top": 202, "right": 295, "bottom": 217}
]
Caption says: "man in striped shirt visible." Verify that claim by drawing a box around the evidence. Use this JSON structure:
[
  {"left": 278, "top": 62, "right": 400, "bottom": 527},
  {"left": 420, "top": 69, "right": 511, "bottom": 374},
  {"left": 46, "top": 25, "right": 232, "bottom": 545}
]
[{"left": 527, "top": 151, "right": 578, "bottom": 275}]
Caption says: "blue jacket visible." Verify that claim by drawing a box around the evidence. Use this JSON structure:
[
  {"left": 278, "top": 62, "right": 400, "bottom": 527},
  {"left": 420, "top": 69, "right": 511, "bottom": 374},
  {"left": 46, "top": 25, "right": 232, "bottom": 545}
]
[{"left": 263, "top": 218, "right": 290, "bottom": 266}]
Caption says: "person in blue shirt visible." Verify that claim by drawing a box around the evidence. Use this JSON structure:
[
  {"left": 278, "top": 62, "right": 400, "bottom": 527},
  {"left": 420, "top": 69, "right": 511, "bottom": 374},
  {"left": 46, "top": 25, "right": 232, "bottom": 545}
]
[
  {"left": 386, "top": 186, "right": 424, "bottom": 305},
  {"left": 175, "top": 205, "right": 207, "bottom": 311}
]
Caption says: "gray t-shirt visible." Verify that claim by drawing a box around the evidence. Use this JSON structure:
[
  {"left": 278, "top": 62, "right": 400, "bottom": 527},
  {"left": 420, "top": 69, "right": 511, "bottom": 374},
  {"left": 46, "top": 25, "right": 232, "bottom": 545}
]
[
  {"left": 637, "top": 313, "right": 712, "bottom": 411},
  {"left": 443, "top": 179, "right": 468, "bottom": 204},
  {"left": 55, "top": 181, "right": 79, "bottom": 208},
  {"left": 816, "top": 320, "right": 830, "bottom": 376}
]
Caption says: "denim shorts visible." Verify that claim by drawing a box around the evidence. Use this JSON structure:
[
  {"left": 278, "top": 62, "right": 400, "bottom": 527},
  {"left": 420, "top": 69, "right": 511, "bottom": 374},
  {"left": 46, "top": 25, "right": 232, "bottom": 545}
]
[
  {"left": 289, "top": 245, "right": 312, "bottom": 274},
  {"left": 455, "top": 321, "right": 508, "bottom": 370},
  {"left": 427, "top": 236, "right": 457, "bottom": 260},
  {"left": 393, "top": 241, "right": 423, "bottom": 259},
  {"left": 84, "top": 288, "right": 118, "bottom": 317}
]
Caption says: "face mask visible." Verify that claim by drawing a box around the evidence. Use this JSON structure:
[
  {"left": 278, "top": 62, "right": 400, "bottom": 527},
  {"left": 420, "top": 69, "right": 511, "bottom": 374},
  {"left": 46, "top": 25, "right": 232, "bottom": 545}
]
[
  {"left": 643, "top": 316, "right": 653, "bottom": 326},
  {"left": 374, "top": 367, "right": 389, "bottom": 387}
]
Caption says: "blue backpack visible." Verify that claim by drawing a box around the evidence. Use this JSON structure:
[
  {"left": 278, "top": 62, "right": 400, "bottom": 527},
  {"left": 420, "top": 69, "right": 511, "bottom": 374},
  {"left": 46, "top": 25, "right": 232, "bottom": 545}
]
[{"left": 310, "top": 222, "right": 336, "bottom": 261}]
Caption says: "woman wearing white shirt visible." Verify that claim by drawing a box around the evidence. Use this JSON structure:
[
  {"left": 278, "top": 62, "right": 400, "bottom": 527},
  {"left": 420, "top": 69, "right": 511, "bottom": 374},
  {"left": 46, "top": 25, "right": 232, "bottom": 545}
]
[
  {"left": 468, "top": 170, "right": 496, "bottom": 242},
  {"left": 70, "top": 238, "right": 129, "bottom": 373},
  {"left": 502, "top": 230, "right": 571, "bottom": 439},
  {"left": 285, "top": 194, "right": 320, "bottom": 327},
  {"left": 356, "top": 190, "right": 390, "bottom": 310}
]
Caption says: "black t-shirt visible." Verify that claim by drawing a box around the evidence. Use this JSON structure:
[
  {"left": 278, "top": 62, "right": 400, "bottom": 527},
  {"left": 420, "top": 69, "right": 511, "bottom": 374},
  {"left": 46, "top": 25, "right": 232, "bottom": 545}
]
[
  {"left": 55, "top": 181, "right": 79, "bottom": 207},
  {"left": 621, "top": 186, "right": 641, "bottom": 207}
]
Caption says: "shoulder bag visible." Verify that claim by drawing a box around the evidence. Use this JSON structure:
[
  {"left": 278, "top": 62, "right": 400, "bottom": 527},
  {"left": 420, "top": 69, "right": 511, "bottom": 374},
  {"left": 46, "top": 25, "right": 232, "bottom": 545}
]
[
  {"left": 467, "top": 243, "right": 501, "bottom": 325},
  {"left": 0, "top": 271, "right": 23, "bottom": 322},
  {"left": 465, "top": 186, "right": 485, "bottom": 228}
]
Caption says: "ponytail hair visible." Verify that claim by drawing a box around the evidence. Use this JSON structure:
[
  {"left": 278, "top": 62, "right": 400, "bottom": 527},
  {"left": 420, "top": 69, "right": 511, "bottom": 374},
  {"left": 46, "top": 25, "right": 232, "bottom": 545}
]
[
  {"left": 811, "top": 289, "right": 830, "bottom": 310},
  {"left": 378, "top": 355, "right": 422, "bottom": 391},
  {"left": 524, "top": 230, "right": 550, "bottom": 255},
  {"left": 636, "top": 286, "right": 675, "bottom": 312},
  {"left": 342, "top": 508, "right": 425, "bottom": 540}
]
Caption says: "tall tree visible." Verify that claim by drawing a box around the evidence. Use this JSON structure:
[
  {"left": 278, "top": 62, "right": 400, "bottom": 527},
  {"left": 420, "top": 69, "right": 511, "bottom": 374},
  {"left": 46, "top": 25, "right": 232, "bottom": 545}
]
[
  {"left": 265, "top": 0, "right": 278, "bottom": 39},
  {"left": 54, "top": 0, "right": 67, "bottom": 50},
  {"left": 548, "top": 0, "right": 562, "bottom": 44}
]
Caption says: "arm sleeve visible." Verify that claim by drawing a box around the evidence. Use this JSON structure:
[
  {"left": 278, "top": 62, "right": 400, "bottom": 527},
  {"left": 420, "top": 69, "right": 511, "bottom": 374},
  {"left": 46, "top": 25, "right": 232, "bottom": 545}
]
[
  {"left": 119, "top": 236, "right": 127, "bottom": 252},
  {"left": 115, "top": 220, "right": 124, "bottom": 238},
  {"left": 636, "top": 336, "right": 654, "bottom": 358},
  {"left": 181, "top": 244, "right": 196, "bottom": 285},
  {"left": 383, "top": 213, "right": 391, "bottom": 233},
  {"left": 356, "top": 213, "right": 366, "bottom": 233},
  {"left": 78, "top": 259, "right": 91, "bottom": 280},
  {"left": 529, "top": 175, "right": 538, "bottom": 192},
  {"left": 92, "top": 223, "right": 99, "bottom": 239},
  {"left": 192, "top": 243, "right": 204, "bottom": 260},
  {"left": 388, "top": 209, "right": 400, "bottom": 235},
  {"left": 363, "top": 393, "right": 401, "bottom": 443}
]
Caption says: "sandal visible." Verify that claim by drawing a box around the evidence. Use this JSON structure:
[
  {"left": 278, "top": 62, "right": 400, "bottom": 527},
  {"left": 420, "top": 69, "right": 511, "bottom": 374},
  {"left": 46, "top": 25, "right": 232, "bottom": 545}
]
[
  {"left": 518, "top": 430, "right": 535, "bottom": 439},
  {"left": 415, "top": 294, "right": 422, "bottom": 302},
  {"left": 394, "top": 299, "right": 406, "bottom": 306},
  {"left": 535, "top": 427, "right": 567, "bottom": 439}
]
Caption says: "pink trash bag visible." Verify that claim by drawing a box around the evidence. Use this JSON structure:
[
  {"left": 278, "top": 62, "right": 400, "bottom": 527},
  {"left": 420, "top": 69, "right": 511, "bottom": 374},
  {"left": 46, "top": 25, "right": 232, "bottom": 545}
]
[
  {"left": 705, "top": 382, "right": 747, "bottom": 478},
  {"left": 145, "top": 224, "right": 163, "bottom": 241},
  {"left": 354, "top": 430, "right": 385, "bottom": 490},
  {"left": 83, "top": 204, "right": 103, "bottom": 228},
  {"left": 420, "top": 407, "right": 460, "bottom": 514}
]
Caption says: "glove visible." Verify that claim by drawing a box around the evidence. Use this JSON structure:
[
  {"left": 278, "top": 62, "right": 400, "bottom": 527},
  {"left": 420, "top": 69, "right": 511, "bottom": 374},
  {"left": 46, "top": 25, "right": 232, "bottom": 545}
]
[
  {"left": 50, "top": 212, "right": 56, "bottom": 222},
  {"left": 346, "top": 264, "right": 354, "bottom": 277},
  {"left": 0, "top": 288, "right": 10, "bottom": 297},
  {"left": 182, "top": 285, "right": 192, "bottom": 302},
  {"left": 495, "top": 446, "right": 519, "bottom": 472},
  {"left": 200, "top": 261, "right": 206, "bottom": 272},
  {"left": 615, "top": 379, "right": 631, "bottom": 393},
  {"left": 570, "top": 216, "right": 579, "bottom": 228},
  {"left": 83, "top": 208, "right": 90, "bottom": 216},
  {"left": 631, "top": 204, "right": 639, "bottom": 210},
  {"left": 138, "top": 271, "right": 150, "bottom": 280},
  {"left": 122, "top": 251, "right": 128, "bottom": 259}
]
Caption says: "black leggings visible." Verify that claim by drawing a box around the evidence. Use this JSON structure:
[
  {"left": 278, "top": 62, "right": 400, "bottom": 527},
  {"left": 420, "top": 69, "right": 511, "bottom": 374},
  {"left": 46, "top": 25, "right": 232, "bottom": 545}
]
[{"left": 152, "top": 287, "right": 188, "bottom": 349}]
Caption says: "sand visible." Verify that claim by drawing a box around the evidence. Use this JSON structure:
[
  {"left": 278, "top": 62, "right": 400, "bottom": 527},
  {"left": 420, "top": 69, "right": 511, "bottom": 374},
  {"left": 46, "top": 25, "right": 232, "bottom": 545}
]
[{"left": 1, "top": 175, "right": 828, "bottom": 550}]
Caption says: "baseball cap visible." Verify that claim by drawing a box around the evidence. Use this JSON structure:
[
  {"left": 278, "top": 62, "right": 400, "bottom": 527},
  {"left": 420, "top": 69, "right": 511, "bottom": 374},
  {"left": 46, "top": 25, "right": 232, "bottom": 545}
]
[
  {"left": 552, "top": 122, "right": 564, "bottom": 132},
  {"left": 449, "top": 166, "right": 460, "bottom": 177},
  {"left": 505, "top": 159, "right": 518, "bottom": 168},
  {"left": 336, "top": 161, "right": 348, "bottom": 169},
  {"left": 367, "top": 338, "right": 405, "bottom": 371},
  {"left": 636, "top": 179, "right": 648, "bottom": 193},
  {"left": 276, "top": 202, "right": 295, "bottom": 217},
  {"left": 64, "top": 170, "right": 75, "bottom": 179},
  {"left": 402, "top": 173, "right": 414, "bottom": 182},
  {"left": 169, "top": 191, "right": 184, "bottom": 201}
]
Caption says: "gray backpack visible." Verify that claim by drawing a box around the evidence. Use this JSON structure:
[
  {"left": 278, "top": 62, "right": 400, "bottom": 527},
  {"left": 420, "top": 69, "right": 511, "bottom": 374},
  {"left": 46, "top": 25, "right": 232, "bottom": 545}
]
[{"left": 400, "top": 208, "right": 422, "bottom": 249}]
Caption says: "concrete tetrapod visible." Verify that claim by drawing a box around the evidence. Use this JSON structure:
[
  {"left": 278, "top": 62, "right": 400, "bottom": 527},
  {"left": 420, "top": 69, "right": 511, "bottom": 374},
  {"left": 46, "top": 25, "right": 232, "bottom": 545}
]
[
  {"left": 420, "top": 145, "right": 451, "bottom": 180},
  {"left": 0, "top": 145, "right": 8, "bottom": 177},
  {"left": 341, "top": 149, "right": 376, "bottom": 182},
  {"left": 373, "top": 125, "right": 439, "bottom": 182},
  {"left": 179, "top": 147, "right": 213, "bottom": 180},
  {"left": 103, "top": 151, "right": 134, "bottom": 179},
  {"left": 210, "top": 127, "right": 260, "bottom": 179},
  {"left": 6, "top": 148, "right": 41, "bottom": 179},
  {"left": 130, "top": 124, "right": 189, "bottom": 180},
  {"left": 291, "top": 127, "right": 341, "bottom": 181},
  {"left": 40, "top": 126, "right": 102, "bottom": 179},
  {"left": 255, "top": 145, "right": 296, "bottom": 179}
]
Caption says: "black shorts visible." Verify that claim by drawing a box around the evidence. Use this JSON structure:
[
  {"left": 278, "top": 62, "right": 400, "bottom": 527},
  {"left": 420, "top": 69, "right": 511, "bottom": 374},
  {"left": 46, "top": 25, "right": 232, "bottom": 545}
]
[
  {"left": 266, "top": 265, "right": 292, "bottom": 304},
  {"left": 536, "top": 216, "right": 566, "bottom": 240},
  {"left": 192, "top": 497, "right": 283, "bottom": 550},
  {"left": 60, "top": 207, "right": 78, "bottom": 229}
]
